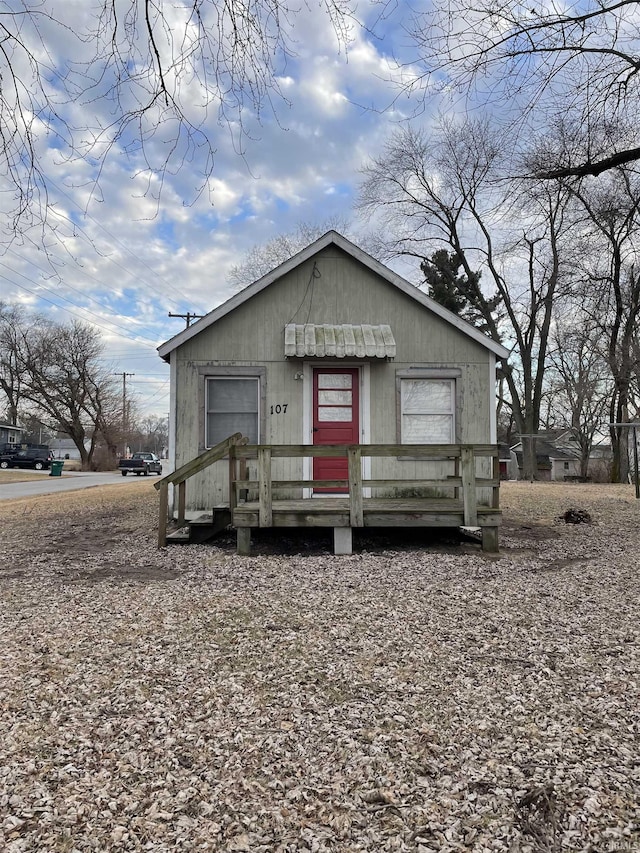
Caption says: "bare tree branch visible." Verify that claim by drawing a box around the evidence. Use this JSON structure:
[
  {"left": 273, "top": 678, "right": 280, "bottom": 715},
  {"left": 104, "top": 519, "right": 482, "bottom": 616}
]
[
  {"left": 0, "top": 0, "right": 354, "bottom": 243},
  {"left": 406, "top": 0, "right": 640, "bottom": 177}
]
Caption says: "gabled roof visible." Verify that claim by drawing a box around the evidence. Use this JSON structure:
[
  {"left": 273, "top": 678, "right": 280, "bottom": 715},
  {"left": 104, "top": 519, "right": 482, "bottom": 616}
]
[
  {"left": 158, "top": 231, "right": 510, "bottom": 361},
  {"left": 512, "top": 438, "right": 578, "bottom": 460}
]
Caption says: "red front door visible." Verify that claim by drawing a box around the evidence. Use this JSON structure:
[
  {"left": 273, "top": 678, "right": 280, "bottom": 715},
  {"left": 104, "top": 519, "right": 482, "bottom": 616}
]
[{"left": 313, "top": 368, "right": 359, "bottom": 493}]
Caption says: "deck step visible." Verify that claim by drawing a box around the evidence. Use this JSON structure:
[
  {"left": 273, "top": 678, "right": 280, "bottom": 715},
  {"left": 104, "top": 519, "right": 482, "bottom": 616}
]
[
  {"left": 165, "top": 508, "right": 232, "bottom": 545},
  {"left": 166, "top": 527, "right": 191, "bottom": 543}
]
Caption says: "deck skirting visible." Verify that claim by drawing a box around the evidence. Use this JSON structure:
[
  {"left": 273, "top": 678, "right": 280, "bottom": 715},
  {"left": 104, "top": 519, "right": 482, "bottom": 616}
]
[{"left": 233, "top": 497, "right": 501, "bottom": 554}]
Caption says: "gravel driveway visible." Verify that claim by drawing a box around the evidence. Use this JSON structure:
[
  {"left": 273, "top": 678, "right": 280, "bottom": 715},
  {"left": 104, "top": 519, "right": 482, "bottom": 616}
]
[{"left": 1, "top": 482, "right": 638, "bottom": 852}]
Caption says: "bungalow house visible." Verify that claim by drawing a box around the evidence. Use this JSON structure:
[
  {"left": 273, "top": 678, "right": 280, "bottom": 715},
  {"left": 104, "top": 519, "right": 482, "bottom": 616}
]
[
  {"left": 52, "top": 437, "right": 90, "bottom": 461},
  {"left": 498, "top": 443, "right": 518, "bottom": 480},
  {"left": 511, "top": 434, "right": 581, "bottom": 481},
  {"left": 157, "top": 232, "right": 509, "bottom": 553},
  {"left": 0, "top": 423, "right": 23, "bottom": 450}
]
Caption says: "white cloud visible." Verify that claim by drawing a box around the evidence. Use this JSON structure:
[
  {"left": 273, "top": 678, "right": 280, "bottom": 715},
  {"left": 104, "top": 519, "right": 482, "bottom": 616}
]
[{"left": 1, "top": 0, "right": 436, "bottom": 417}]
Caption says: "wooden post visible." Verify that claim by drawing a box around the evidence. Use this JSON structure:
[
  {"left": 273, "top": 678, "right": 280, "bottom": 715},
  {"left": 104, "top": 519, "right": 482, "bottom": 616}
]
[
  {"left": 348, "top": 446, "right": 363, "bottom": 527},
  {"left": 177, "top": 481, "right": 186, "bottom": 526},
  {"left": 237, "top": 527, "right": 251, "bottom": 555},
  {"left": 158, "top": 482, "right": 168, "bottom": 548},
  {"left": 454, "top": 453, "right": 460, "bottom": 501},
  {"left": 258, "top": 447, "right": 272, "bottom": 527},
  {"left": 239, "top": 457, "right": 248, "bottom": 502},
  {"left": 482, "top": 526, "right": 499, "bottom": 553},
  {"left": 334, "top": 527, "right": 353, "bottom": 555},
  {"left": 492, "top": 450, "right": 500, "bottom": 509},
  {"left": 460, "top": 445, "right": 478, "bottom": 526},
  {"left": 228, "top": 445, "right": 237, "bottom": 512}
]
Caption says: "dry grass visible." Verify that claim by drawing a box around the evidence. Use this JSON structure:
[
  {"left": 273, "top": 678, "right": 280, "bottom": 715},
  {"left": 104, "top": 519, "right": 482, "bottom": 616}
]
[
  {"left": 0, "top": 460, "right": 83, "bottom": 485},
  {"left": 0, "top": 470, "right": 54, "bottom": 485},
  {"left": 0, "top": 479, "right": 151, "bottom": 517},
  {"left": 1, "top": 481, "right": 638, "bottom": 852}
]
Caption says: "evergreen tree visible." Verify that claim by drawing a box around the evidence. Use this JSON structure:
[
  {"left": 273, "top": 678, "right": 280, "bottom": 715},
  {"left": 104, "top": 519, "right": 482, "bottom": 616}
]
[{"left": 421, "top": 250, "right": 471, "bottom": 314}]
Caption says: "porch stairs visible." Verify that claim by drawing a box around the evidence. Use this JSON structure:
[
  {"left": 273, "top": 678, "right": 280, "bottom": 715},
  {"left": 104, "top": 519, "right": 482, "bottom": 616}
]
[
  {"left": 165, "top": 507, "right": 231, "bottom": 545},
  {"left": 155, "top": 434, "right": 502, "bottom": 555}
]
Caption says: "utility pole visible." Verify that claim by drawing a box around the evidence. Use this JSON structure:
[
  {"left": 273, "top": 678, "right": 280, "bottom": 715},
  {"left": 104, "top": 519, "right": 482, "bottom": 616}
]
[
  {"left": 114, "top": 372, "right": 134, "bottom": 457},
  {"left": 168, "top": 312, "right": 204, "bottom": 328}
]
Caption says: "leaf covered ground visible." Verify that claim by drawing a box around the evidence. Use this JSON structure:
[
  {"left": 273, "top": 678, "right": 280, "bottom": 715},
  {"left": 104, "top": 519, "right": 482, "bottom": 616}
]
[{"left": 1, "top": 483, "right": 638, "bottom": 852}]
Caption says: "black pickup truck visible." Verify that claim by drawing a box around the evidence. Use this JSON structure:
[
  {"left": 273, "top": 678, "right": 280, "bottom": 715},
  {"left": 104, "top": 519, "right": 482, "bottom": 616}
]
[{"left": 118, "top": 452, "right": 163, "bottom": 476}]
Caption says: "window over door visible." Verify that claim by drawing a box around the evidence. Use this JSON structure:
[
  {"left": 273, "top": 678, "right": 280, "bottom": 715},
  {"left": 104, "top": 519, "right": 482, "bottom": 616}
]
[
  {"left": 400, "top": 378, "right": 455, "bottom": 443},
  {"left": 206, "top": 377, "right": 260, "bottom": 446}
]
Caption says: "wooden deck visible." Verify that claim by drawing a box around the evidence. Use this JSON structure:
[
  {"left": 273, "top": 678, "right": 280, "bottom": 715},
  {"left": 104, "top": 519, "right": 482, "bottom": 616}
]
[
  {"left": 233, "top": 496, "right": 500, "bottom": 554},
  {"left": 155, "top": 436, "right": 502, "bottom": 555}
]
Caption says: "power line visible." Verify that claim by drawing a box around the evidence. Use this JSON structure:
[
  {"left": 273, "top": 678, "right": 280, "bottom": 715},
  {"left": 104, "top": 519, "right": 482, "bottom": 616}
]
[
  {"left": 6, "top": 248, "right": 178, "bottom": 343},
  {"left": 6, "top": 249, "right": 137, "bottom": 322},
  {"left": 0, "top": 270, "right": 161, "bottom": 346},
  {"left": 46, "top": 176, "right": 208, "bottom": 314}
]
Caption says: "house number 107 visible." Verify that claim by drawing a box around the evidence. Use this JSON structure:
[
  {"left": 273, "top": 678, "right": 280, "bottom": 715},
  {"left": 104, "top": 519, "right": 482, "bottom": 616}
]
[{"left": 270, "top": 404, "right": 288, "bottom": 414}]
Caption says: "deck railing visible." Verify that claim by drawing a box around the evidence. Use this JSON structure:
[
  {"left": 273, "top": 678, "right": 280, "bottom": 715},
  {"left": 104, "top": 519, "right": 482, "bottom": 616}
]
[
  {"left": 155, "top": 439, "right": 500, "bottom": 548},
  {"left": 229, "top": 443, "right": 500, "bottom": 528}
]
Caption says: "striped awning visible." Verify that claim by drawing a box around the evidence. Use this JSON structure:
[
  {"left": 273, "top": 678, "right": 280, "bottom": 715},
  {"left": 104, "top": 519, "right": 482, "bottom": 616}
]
[{"left": 284, "top": 323, "right": 396, "bottom": 359}]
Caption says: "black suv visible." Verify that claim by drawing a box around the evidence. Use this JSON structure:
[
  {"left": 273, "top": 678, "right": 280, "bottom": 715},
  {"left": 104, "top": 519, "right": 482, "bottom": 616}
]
[
  {"left": 0, "top": 443, "right": 20, "bottom": 456},
  {"left": 0, "top": 447, "right": 54, "bottom": 470}
]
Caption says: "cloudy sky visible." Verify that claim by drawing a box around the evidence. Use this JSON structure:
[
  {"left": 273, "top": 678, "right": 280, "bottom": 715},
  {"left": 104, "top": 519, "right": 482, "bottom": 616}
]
[{"left": 1, "top": 0, "right": 436, "bottom": 419}]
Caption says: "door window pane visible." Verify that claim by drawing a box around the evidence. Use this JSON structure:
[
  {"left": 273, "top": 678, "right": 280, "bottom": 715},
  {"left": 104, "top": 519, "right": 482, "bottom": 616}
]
[
  {"left": 318, "top": 390, "right": 352, "bottom": 405},
  {"left": 318, "top": 406, "right": 352, "bottom": 422},
  {"left": 318, "top": 373, "right": 352, "bottom": 389}
]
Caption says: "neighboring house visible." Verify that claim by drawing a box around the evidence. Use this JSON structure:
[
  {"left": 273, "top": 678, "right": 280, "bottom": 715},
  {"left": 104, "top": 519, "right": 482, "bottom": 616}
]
[
  {"left": 498, "top": 443, "right": 518, "bottom": 480},
  {"left": 158, "top": 231, "right": 509, "bottom": 519},
  {"left": 511, "top": 430, "right": 615, "bottom": 481},
  {"left": 52, "top": 438, "right": 87, "bottom": 460},
  {"left": 511, "top": 436, "right": 581, "bottom": 481},
  {"left": 0, "top": 423, "right": 23, "bottom": 448}
]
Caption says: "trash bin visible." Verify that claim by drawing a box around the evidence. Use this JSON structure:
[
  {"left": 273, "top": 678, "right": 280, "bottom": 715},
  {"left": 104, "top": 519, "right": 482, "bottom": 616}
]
[{"left": 49, "top": 460, "right": 64, "bottom": 477}]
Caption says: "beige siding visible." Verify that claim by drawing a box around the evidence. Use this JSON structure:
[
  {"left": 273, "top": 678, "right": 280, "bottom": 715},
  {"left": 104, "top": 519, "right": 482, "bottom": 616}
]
[{"left": 171, "top": 245, "right": 495, "bottom": 511}]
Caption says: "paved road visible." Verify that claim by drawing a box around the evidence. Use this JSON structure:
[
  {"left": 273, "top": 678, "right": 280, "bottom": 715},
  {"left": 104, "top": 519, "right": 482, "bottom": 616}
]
[{"left": 0, "top": 470, "right": 161, "bottom": 501}]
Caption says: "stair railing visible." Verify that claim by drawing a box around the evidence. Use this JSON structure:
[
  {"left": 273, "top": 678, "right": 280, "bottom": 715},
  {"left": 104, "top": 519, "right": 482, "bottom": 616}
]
[{"left": 154, "top": 432, "right": 248, "bottom": 546}]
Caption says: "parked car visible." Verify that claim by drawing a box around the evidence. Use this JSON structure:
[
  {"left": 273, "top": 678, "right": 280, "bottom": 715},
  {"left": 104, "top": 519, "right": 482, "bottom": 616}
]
[
  {"left": 0, "top": 447, "right": 54, "bottom": 470},
  {"left": 118, "top": 452, "right": 163, "bottom": 476},
  {"left": 0, "top": 443, "right": 20, "bottom": 457}
]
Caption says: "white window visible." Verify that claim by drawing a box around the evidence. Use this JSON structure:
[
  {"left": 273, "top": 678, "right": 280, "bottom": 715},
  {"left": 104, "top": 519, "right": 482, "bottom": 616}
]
[
  {"left": 400, "top": 378, "right": 455, "bottom": 443},
  {"left": 206, "top": 377, "right": 260, "bottom": 446}
]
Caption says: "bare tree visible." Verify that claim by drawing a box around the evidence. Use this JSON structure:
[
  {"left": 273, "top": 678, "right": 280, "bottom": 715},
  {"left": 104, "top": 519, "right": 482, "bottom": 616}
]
[
  {"left": 129, "top": 414, "right": 169, "bottom": 455},
  {"left": 227, "top": 218, "right": 352, "bottom": 290},
  {"left": 407, "top": 0, "right": 640, "bottom": 177},
  {"left": 5, "top": 310, "right": 121, "bottom": 469},
  {"left": 567, "top": 167, "right": 640, "bottom": 481},
  {"left": 545, "top": 316, "right": 612, "bottom": 479},
  {"left": 0, "top": 303, "right": 26, "bottom": 425},
  {"left": 0, "top": 1, "right": 353, "bottom": 244},
  {"left": 358, "top": 121, "right": 574, "bottom": 478}
]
